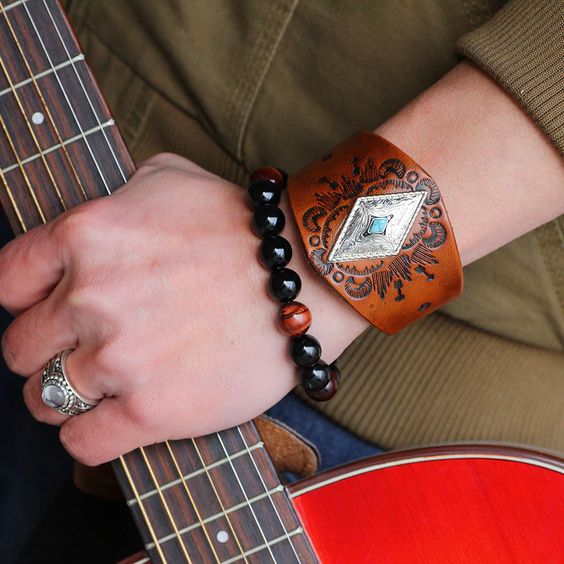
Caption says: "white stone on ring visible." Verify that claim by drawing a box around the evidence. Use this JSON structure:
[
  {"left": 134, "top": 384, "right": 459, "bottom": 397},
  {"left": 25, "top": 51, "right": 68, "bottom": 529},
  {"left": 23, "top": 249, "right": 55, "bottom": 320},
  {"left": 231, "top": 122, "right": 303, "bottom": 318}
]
[{"left": 40, "top": 350, "right": 100, "bottom": 416}]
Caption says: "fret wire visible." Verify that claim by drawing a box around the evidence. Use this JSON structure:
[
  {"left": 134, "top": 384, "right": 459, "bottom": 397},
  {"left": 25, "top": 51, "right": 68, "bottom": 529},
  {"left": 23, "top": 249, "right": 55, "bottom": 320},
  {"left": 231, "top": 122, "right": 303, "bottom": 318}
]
[
  {"left": 0, "top": 1, "right": 88, "bottom": 201},
  {"left": 17, "top": 6, "right": 158, "bottom": 557},
  {"left": 0, "top": 0, "right": 25, "bottom": 15},
  {"left": 21, "top": 0, "right": 112, "bottom": 194},
  {"left": 165, "top": 440, "right": 222, "bottom": 564},
  {"left": 0, "top": 109, "right": 46, "bottom": 223},
  {"left": 119, "top": 454, "right": 167, "bottom": 564},
  {"left": 1, "top": 120, "right": 115, "bottom": 175},
  {"left": 221, "top": 529, "right": 303, "bottom": 564},
  {"left": 0, "top": 3, "right": 162, "bottom": 560},
  {"left": 145, "top": 485, "right": 285, "bottom": 550},
  {"left": 15, "top": 3, "right": 154, "bottom": 551},
  {"left": 40, "top": 0, "right": 128, "bottom": 185},
  {"left": 0, "top": 53, "right": 84, "bottom": 98},
  {"left": 0, "top": 50, "right": 67, "bottom": 212},
  {"left": 236, "top": 426, "right": 300, "bottom": 562},
  {"left": 191, "top": 437, "right": 249, "bottom": 563},
  {"left": 139, "top": 446, "right": 192, "bottom": 562},
  {"left": 128, "top": 441, "right": 264, "bottom": 505},
  {"left": 215, "top": 431, "right": 277, "bottom": 563}
]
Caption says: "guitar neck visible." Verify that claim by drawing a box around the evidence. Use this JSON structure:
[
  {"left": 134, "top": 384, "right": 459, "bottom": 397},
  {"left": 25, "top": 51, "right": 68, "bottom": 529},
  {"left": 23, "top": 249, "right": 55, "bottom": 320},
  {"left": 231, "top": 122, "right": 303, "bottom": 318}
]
[{"left": 0, "top": 0, "right": 316, "bottom": 561}]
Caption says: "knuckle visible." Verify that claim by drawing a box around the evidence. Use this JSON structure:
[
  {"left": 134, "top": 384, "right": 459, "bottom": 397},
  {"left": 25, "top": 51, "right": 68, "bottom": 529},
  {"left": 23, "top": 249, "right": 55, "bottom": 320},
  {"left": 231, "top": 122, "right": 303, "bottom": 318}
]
[
  {"left": 90, "top": 347, "right": 120, "bottom": 379},
  {"left": 66, "top": 285, "right": 97, "bottom": 314},
  {"left": 139, "top": 152, "right": 178, "bottom": 170},
  {"left": 125, "top": 399, "right": 157, "bottom": 433},
  {"left": 81, "top": 346, "right": 125, "bottom": 396},
  {"left": 59, "top": 425, "right": 99, "bottom": 466},
  {"left": 54, "top": 200, "right": 108, "bottom": 248}
]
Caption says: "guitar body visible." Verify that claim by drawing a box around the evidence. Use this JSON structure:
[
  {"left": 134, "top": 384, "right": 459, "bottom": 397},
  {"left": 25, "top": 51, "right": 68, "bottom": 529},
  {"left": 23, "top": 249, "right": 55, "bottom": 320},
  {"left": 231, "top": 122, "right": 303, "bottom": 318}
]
[{"left": 290, "top": 445, "right": 564, "bottom": 563}]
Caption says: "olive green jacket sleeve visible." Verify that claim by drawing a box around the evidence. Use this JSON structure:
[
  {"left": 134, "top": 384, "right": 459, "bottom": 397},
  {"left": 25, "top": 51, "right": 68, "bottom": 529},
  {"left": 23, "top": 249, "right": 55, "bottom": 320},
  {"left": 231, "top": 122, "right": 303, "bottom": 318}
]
[{"left": 456, "top": 0, "right": 564, "bottom": 154}]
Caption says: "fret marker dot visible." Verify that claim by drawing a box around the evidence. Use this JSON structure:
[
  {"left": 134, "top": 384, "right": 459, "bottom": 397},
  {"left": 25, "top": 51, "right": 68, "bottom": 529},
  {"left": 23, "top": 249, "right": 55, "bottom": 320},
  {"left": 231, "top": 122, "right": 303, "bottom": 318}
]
[
  {"left": 32, "top": 112, "right": 44, "bottom": 125},
  {"left": 216, "top": 530, "right": 229, "bottom": 544}
]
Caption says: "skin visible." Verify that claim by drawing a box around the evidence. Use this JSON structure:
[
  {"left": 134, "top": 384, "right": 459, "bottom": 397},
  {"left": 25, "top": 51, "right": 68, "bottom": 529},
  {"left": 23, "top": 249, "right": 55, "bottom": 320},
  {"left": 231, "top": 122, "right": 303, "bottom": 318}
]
[{"left": 1, "top": 62, "right": 563, "bottom": 466}]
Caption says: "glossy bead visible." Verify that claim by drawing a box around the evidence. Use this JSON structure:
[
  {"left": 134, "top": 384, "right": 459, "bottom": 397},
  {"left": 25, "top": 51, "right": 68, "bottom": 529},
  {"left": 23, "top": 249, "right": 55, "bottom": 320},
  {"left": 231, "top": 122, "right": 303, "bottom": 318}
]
[
  {"left": 278, "top": 302, "right": 312, "bottom": 337},
  {"left": 252, "top": 205, "right": 285, "bottom": 236},
  {"left": 269, "top": 267, "right": 301, "bottom": 302},
  {"left": 248, "top": 180, "right": 281, "bottom": 207},
  {"left": 259, "top": 235, "right": 292, "bottom": 269},
  {"left": 250, "top": 167, "right": 286, "bottom": 189},
  {"left": 300, "top": 361, "right": 330, "bottom": 391},
  {"left": 291, "top": 334, "right": 322, "bottom": 367},
  {"left": 301, "top": 362, "right": 340, "bottom": 401},
  {"left": 305, "top": 364, "right": 340, "bottom": 401}
]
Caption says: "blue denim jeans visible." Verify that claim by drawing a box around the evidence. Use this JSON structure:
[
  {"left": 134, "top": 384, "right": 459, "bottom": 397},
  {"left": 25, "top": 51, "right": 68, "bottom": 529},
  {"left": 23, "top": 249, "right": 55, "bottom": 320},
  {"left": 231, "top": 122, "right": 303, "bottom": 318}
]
[{"left": 267, "top": 394, "right": 383, "bottom": 478}]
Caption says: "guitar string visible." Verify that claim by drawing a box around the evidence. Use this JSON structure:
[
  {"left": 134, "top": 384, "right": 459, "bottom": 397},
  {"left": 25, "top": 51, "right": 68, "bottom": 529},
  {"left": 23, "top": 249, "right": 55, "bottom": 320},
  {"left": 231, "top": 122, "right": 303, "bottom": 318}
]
[
  {"left": 8, "top": 4, "right": 286, "bottom": 562},
  {"left": 119, "top": 453, "right": 168, "bottom": 564},
  {"left": 236, "top": 426, "right": 300, "bottom": 562},
  {"left": 164, "top": 440, "right": 222, "bottom": 564},
  {"left": 0, "top": 150, "right": 165, "bottom": 562},
  {"left": 0, "top": 145, "right": 163, "bottom": 564},
  {"left": 138, "top": 446, "right": 192, "bottom": 562},
  {"left": 0, "top": 0, "right": 88, "bottom": 202},
  {"left": 0, "top": 169, "right": 26, "bottom": 232},
  {"left": 0, "top": 4, "right": 180, "bottom": 561},
  {"left": 0, "top": 91, "right": 46, "bottom": 223},
  {"left": 216, "top": 430, "right": 277, "bottom": 563},
  {"left": 18, "top": 15, "right": 282, "bottom": 561},
  {"left": 16, "top": 8, "right": 207, "bottom": 561},
  {"left": 21, "top": 0, "right": 113, "bottom": 194},
  {"left": 0, "top": 51, "right": 67, "bottom": 212},
  {"left": 191, "top": 437, "right": 249, "bottom": 563},
  {"left": 9, "top": 3, "right": 167, "bottom": 555},
  {"left": 40, "top": 0, "right": 128, "bottom": 186}
]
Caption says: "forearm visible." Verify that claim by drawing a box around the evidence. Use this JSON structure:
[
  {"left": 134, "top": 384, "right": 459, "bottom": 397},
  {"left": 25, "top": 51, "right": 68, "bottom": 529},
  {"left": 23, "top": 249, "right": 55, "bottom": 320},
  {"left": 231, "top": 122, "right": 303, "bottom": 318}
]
[
  {"left": 375, "top": 61, "right": 564, "bottom": 266},
  {"left": 287, "top": 61, "right": 564, "bottom": 361}
]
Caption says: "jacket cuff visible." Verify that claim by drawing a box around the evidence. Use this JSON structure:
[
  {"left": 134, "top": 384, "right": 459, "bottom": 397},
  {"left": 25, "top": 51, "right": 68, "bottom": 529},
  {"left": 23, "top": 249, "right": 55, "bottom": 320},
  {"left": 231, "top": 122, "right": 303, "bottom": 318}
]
[{"left": 456, "top": 0, "right": 564, "bottom": 155}]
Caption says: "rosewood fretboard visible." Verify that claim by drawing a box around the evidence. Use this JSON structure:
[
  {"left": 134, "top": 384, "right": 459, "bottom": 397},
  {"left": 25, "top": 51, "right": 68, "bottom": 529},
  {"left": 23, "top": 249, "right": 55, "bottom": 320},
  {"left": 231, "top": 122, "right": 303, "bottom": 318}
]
[{"left": 0, "top": 1, "right": 316, "bottom": 562}]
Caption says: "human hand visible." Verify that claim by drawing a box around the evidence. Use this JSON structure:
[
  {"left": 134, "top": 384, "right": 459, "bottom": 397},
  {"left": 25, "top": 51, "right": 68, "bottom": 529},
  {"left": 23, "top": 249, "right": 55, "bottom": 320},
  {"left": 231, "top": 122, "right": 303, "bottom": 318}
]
[{"left": 0, "top": 154, "right": 367, "bottom": 465}]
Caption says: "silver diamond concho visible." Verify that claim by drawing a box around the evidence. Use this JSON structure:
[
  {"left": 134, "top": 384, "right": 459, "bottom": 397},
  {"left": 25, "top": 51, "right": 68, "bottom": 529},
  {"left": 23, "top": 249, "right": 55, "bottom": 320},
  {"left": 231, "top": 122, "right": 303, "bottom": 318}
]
[
  {"left": 41, "top": 351, "right": 99, "bottom": 416},
  {"left": 328, "top": 191, "right": 426, "bottom": 262}
]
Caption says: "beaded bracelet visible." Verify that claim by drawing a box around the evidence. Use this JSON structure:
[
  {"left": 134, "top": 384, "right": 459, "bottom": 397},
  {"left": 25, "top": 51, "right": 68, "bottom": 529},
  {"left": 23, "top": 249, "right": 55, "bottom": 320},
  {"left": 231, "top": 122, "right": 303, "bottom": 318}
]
[{"left": 247, "top": 166, "right": 340, "bottom": 401}]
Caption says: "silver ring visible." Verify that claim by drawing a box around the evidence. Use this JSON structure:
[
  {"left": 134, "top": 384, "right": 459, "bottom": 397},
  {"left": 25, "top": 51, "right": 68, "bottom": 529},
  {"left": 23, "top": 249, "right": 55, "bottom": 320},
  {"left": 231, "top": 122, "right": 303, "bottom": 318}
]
[{"left": 41, "top": 350, "right": 99, "bottom": 416}]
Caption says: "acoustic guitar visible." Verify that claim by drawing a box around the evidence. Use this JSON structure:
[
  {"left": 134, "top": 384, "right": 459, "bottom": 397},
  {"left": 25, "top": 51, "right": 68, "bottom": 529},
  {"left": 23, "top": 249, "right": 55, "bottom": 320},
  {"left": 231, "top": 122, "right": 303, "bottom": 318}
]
[{"left": 1, "top": 1, "right": 562, "bottom": 562}]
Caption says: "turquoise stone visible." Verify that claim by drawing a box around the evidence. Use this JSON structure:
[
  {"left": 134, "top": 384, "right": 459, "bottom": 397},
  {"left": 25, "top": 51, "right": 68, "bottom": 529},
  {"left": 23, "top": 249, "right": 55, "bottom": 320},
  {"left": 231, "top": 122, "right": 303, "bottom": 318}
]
[{"left": 367, "top": 215, "right": 390, "bottom": 235}]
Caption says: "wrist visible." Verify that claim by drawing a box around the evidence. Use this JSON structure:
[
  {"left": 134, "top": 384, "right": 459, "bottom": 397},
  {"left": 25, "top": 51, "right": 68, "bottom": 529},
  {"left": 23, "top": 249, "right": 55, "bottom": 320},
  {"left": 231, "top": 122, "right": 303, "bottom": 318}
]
[
  {"left": 278, "top": 192, "right": 370, "bottom": 362},
  {"left": 374, "top": 61, "right": 564, "bottom": 266}
]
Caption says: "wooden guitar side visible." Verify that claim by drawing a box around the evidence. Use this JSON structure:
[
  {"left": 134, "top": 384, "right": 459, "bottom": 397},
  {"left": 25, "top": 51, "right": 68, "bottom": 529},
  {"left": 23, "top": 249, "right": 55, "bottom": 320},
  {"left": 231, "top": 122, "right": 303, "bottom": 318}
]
[{"left": 289, "top": 445, "right": 564, "bottom": 563}]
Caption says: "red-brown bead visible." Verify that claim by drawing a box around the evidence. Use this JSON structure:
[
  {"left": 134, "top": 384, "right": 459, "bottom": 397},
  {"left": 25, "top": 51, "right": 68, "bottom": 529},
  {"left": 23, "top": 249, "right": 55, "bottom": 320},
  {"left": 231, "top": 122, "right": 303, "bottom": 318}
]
[
  {"left": 250, "top": 167, "right": 285, "bottom": 189},
  {"left": 278, "top": 301, "right": 312, "bottom": 337}
]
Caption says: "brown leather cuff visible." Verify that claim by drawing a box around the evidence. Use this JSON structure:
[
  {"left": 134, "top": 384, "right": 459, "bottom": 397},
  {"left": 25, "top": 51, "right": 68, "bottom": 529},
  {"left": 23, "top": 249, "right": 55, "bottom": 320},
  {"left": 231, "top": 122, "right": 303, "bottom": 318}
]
[{"left": 288, "top": 132, "right": 463, "bottom": 334}]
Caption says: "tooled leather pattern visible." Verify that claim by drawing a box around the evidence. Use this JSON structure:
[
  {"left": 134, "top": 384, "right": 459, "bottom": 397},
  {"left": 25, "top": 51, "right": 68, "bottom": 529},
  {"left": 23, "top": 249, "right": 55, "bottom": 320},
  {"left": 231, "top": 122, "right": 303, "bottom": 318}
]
[{"left": 301, "top": 155, "right": 447, "bottom": 304}]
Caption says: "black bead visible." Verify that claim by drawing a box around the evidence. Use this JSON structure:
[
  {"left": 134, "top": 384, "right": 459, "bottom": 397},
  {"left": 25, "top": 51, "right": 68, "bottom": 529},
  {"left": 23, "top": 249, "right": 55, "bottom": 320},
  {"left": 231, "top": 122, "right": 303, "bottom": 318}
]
[
  {"left": 248, "top": 180, "right": 281, "bottom": 207},
  {"left": 299, "top": 361, "right": 330, "bottom": 392},
  {"left": 304, "top": 364, "right": 340, "bottom": 401},
  {"left": 291, "top": 334, "right": 322, "bottom": 367},
  {"left": 252, "top": 205, "right": 285, "bottom": 237},
  {"left": 259, "top": 236, "right": 292, "bottom": 269},
  {"left": 269, "top": 267, "right": 301, "bottom": 302}
]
